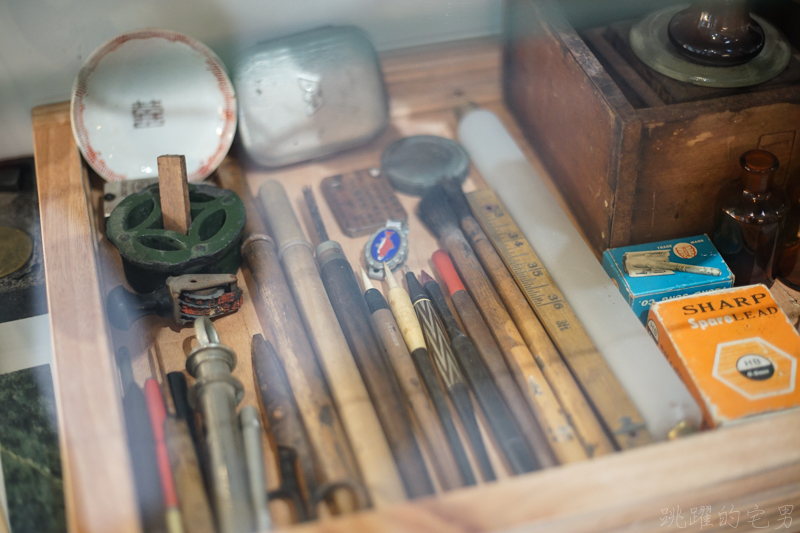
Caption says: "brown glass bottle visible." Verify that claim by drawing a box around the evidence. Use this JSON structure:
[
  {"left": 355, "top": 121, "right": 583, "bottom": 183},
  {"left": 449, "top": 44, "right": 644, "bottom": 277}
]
[
  {"left": 668, "top": 0, "right": 765, "bottom": 66},
  {"left": 712, "top": 150, "right": 788, "bottom": 286},
  {"left": 776, "top": 179, "right": 800, "bottom": 290}
]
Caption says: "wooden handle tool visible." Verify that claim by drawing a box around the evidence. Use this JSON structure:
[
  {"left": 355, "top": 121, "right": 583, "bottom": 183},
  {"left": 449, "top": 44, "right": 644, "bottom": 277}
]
[
  {"left": 164, "top": 417, "right": 215, "bottom": 533},
  {"left": 432, "top": 251, "right": 558, "bottom": 468},
  {"left": 405, "top": 267, "right": 496, "bottom": 481},
  {"left": 303, "top": 187, "right": 434, "bottom": 499},
  {"left": 117, "top": 348, "right": 169, "bottom": 533},
  {"left": 444, "top": 179, "right": 616, "bottom": 456},
  {"left": 405, "top": 268, "right": 495, "bottom": 481},
  {"left": 465, "top": 186, "right": 653, "bottom": 449},
  {"left": 258, "top": 179, "right": 406, "bottom": 508},
  {"left": 254, "top": 334, "right": 370, "bottom": 521},
  {"left": 383, "top": 263, "right": 477, "bottom": 486},
  {"left": 216, "top": 157, "right": 365, "bottom": 515},
  {"left": 144, "top": 379, "right": 184, "bottom": 533},
  {"left": 252, "top": 333, "right": 316, "bottom": 521},
  {"left": 421, "top": 269, "right": 539, "bottom": 474},
  {"left": 243, "top": 236, "right": 364, "bottom": 515},
  {"left": 418, "top": 185, "right": 588, "bottom": 464},
  {"left": 360, "top": 267, "right": 465, "bottom": 491},
  {"left": 167, "top": 372, "right": 209, "bottom": 487}
]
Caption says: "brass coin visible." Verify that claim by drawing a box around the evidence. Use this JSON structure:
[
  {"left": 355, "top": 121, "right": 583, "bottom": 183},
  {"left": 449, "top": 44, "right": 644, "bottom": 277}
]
[{"left": 0, "top": 227, "right": 33, "bottom": 278}]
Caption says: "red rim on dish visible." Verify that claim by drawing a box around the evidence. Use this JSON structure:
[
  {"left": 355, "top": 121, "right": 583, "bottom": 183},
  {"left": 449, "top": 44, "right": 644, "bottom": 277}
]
[{"left": 70, "top": 29, "right": 237, "bottom": 182}]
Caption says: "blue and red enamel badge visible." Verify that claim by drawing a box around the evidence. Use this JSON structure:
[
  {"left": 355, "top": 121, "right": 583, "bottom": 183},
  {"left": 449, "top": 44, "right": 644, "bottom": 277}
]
[{"left": 364, "top": 220, "right": 409, "bottom": 279}]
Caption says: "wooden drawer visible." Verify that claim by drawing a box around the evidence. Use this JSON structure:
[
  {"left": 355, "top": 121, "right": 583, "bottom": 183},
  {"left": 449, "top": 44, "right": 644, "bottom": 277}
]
[{"left": 32, "top": 37, "right": 800, "bottom": 533}]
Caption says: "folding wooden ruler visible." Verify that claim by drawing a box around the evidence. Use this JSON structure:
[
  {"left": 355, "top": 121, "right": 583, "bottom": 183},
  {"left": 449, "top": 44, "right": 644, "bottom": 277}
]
[{"left": 467, "top": 188, "right": 651, "bottom": 448}]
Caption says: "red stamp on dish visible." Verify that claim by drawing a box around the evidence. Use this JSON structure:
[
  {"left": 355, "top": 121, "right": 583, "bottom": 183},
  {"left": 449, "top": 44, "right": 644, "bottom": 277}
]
[{"left": 673, "top": 242, "right": 697, "bottom": 259}]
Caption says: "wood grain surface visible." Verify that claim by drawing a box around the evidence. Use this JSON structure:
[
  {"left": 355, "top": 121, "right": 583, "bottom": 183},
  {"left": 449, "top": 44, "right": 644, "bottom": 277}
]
[
  {"left": 458, "top": 214, "right": 618, "bottom": 457},
  {"left": 506, "top": 0, "right": 800, "bottom": 254},
  {"left": 32, "top": 102, "right": 142, "bottom": 533},
  {"left": 283, "top": 408, "right": 800, "bottom": 533},
  {"left": 164, "top": 417, "right": 215, "bottom": 533},
  {"left": 440, "top": 230, "right": 588, "bottom": 464},
  {"left": 157, "top": 155, "right": 191, "bottom": 235}
]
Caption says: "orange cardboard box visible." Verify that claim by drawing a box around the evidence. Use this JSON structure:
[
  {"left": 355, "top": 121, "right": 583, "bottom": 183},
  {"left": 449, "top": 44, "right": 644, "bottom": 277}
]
[{"left": 647, "top": 284, "right": 799, "bottom": 428}]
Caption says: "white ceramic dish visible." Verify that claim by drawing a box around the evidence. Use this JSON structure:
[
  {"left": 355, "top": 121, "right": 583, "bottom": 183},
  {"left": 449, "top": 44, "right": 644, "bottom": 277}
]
[{"left": 71, "top": 29, "right": 236, "bottom": 182}]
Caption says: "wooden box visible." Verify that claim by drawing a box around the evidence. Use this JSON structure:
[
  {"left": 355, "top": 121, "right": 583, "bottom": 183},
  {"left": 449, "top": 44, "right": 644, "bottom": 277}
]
[
  {"left": 31, "top": 37, "right": 800, "bottom": 533},
  {"left": 505, "top": 0, "right": 800, "bottom": 256}
]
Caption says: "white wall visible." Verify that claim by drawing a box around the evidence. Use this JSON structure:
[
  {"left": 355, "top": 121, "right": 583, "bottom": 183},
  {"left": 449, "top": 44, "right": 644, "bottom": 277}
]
[{"left": 0, "top": 0, "right": 503, "bottom": 160}]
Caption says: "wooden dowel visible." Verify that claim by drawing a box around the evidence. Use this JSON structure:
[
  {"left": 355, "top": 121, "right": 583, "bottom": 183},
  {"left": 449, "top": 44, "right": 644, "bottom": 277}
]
[
  {"left": 164, "top": 417, "right": 215, "bottom": 533},
  {"left": 456, "top": 208, "right": 616, "bottom": 457},
  {"left": 361, "top": 268, "right": 464, "bottom": 491},
  {"left": 157, "top": 155, "right": 191, "bottom": 235},
  {"left": 215, "top": 158, "right": 362, "bottom": 515},
  {"left": 258, "top": 179, "right": 406, "bottom": 508}
]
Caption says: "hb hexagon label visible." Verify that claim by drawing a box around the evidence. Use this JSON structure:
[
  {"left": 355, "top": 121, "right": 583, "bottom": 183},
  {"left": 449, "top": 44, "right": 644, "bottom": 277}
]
[{"left": 712, "top": 337, "right": 797, "bottom": 400}]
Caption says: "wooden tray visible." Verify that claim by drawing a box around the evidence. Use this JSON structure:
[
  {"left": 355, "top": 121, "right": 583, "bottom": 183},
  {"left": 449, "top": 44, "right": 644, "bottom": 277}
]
[{"left": 32, "top": 37, "right": 800, "bottom": 533}]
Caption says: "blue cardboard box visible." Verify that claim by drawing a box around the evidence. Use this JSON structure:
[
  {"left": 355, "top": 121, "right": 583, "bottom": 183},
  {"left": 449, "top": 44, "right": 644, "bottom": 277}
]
[{"left": 603, "top": 235, "right": 734, "bottom": 324}]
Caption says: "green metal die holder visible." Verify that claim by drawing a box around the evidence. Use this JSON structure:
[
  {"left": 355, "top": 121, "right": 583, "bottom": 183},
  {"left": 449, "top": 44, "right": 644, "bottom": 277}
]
[{"left": 107, "top": 183, "right": 246, "bottom": 293}]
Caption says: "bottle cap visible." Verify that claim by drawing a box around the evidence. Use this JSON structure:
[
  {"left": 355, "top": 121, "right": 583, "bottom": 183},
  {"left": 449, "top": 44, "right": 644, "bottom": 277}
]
[{"left": 741, "top": 150, "right": 779, "bottom": 174}]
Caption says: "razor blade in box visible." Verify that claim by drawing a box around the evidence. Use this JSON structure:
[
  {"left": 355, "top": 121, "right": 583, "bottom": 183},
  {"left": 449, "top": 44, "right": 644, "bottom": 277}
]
[{"left": 603, "top": 235, "right": 734, "bottom": 324}]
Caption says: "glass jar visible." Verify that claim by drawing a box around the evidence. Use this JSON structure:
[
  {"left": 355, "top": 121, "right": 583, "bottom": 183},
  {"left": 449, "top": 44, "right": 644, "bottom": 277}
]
[
  {"left": 667, "top": 0, "right": 765, "bottom": 66},
  {"left": 776, "top": 178, "right": 800, "bottom": 290},
  {"left": 712, "top": 149, "right": 788, "bottom": 286}
]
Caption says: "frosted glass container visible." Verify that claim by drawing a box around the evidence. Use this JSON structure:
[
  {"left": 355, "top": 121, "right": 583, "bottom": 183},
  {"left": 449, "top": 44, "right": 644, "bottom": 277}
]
[{"left": 235, "top": 26, "right": 389, "bottom": 168}]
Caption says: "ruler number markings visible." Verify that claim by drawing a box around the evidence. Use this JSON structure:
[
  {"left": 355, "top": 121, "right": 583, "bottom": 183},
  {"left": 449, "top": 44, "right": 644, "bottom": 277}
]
[{"left": 471, "top": 196, "right": 574, "bottom": 332}]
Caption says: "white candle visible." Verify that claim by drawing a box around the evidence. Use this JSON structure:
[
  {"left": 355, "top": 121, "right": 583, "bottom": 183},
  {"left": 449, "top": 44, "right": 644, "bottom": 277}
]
[{"left": 458, "top": 108, "right": 702, "bottom": 441}]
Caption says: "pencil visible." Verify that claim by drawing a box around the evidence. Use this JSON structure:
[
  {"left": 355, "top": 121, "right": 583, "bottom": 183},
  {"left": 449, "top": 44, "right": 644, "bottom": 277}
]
[
  {"left": 303, "top": 187, "right": 435, "bottom": 499},
  {"left": 420, "top": 269, "right": 539, "bottom": 474},
  {"left": 442, "top": 178, "right": 616, "bottom": 456},
  {"left": 383, "top": 263, "right": 477, "bottom": 486},
  {"left": 406, "top": 267, "right": 496, "bottom": 481},
  {"left": 360, "top": 266, "right": 465, "bottom": 490},
  {"left": 431, "top": 250, "right": 558, "bottom": 467},
  {"left": 417, "top": 184, "right": 587, "bottom": 464}
]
